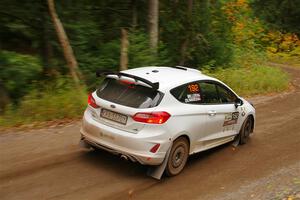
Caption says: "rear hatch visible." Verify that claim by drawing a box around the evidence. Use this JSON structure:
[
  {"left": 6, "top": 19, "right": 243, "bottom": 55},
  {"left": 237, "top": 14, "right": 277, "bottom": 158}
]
[{"left": 92, "top": 75, "right": 163, "bottom": 133}]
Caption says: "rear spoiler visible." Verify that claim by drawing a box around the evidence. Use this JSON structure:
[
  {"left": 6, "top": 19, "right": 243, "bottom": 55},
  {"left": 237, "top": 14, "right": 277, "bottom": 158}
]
[{"left": 96, "top": 70, "right": 159, "bottom": 90}]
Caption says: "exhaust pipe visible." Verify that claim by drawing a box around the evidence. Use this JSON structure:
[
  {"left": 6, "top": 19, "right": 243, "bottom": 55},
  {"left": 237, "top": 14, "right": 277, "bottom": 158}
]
[{"left": 120, "top": 155, "right": 129, "bottom": 161}]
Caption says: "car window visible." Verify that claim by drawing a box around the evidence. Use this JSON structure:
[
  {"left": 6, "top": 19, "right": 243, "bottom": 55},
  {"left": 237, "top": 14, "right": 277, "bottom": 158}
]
[
  {"left": 171, "top": 81, "right": 238, "bottom": 105},
  {"left": 170, "top": 82, "right": 202, "bottom": 104},
  {"left": 96, "top": 78, "right": 163, "bottom": 108},
  {"left": 198, "top": 82, "right": 220, "bottom": 104},
  {"left": 217, "top": 84, "right": 237, "bottom": 103}
]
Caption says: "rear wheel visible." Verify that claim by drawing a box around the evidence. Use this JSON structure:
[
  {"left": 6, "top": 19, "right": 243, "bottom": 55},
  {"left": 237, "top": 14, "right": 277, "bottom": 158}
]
[
  {"left": 165, "top": 137, "right": 189, "bottom": 176},
  {"left": 240, "top": 117, "right": 253, "bottom": 144}
]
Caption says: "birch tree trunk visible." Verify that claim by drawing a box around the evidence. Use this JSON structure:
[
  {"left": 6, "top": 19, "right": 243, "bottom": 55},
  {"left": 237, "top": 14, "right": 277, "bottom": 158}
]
[
  {"left": 148, "top": 0, "right": 159, "bottom": 52},
  {"left": 47, "top": 0, "right": 81, "bottom": 85},
  {"left": 120, "top": 28, "right": 129, "bottom": 71}
]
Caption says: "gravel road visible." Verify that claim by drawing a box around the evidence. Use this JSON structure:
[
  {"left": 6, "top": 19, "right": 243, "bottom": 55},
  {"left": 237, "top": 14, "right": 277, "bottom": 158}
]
[{"left": 1, "top": 66, "right": 299, "bottom": 200}]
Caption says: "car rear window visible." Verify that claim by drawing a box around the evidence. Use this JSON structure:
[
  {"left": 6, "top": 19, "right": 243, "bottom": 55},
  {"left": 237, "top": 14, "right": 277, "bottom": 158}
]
[{"left": 96, "top": 78, "right": 163, "bottom": 108}]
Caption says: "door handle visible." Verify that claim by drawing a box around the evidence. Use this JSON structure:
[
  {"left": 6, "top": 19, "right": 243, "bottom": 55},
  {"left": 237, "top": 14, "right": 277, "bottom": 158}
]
[{"left": 208, "top": 110, "right": 217, "bottom": 116}]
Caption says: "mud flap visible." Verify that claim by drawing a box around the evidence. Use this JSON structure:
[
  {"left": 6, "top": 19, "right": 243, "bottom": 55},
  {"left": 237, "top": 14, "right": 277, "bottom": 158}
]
[
  {"left": 232, "top": 134, "right": 240, "bottom": 147},
  {"left": 79, "top": 138, "right": 91, "bottom": 149},
  {"left": 147, "top": 143, "right": 172, "bottom": 180}
]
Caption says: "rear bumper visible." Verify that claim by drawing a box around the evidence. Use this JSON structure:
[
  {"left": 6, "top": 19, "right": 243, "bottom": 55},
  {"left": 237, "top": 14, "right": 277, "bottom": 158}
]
[{"left": 80, "top": 109, "right": 171, "bottom": 165}]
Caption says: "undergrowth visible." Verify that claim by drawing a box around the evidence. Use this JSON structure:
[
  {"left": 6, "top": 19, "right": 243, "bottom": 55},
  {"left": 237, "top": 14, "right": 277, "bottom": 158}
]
[
  {"left": 267, "top": 46, "right": 300, "bottom": 67},
  {"left": 0, "top": 77, "right": 87, "bottom": 127},
  {"left": 206, "top": 64, "right": 289, "bottom": 97}
]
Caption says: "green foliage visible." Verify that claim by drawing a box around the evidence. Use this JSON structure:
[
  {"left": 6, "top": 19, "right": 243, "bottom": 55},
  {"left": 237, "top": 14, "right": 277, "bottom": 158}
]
[
  {"left": 0, "top": 77, "right": 87, "bottom": 127},
  {"left": 75, "top": 29, "right": 171, "bottom": 91},
  {"left": 252, "top": 0, "right": 300, "bottom": 35},
  {"left": 78, "top": 39, "right": 120, "bottom": 91},
  {"left": 205, "top": 64, "right": 289, "bottom": 96},
  {"left": 160, "top": 0, "right": 233, "bottom": 68},
  {"left": 128, "top": 30, "right": 170, "bottom": 68},
  {"left": 268, "top": 46, "right": 300, "bottom": 67},
  {"left": 0, "top": 51, "right": 42, "bottom": 100}
]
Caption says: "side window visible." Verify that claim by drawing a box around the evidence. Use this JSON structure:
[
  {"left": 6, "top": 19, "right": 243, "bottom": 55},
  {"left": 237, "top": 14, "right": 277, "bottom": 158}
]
[
  {"left": 171, "top": 81, "right": 238, "bottom": 105},
  {"left": 217, "top": 84, "right": 237, "bottom": 103},
  {"left": 170, "top": 82, "right": 202, "bottom": 104},
  {"left": 199, "top": 82, "right": 220, "bottom": 104}
]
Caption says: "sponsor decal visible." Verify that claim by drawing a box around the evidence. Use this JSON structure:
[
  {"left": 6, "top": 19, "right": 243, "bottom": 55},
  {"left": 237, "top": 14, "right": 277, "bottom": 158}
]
[
  {"left": 185, "top": 83, "right": 201, "bottom": 103},
  {"left": 241, "top": 106, "right": 246, "bottom": 116},
  {"left": 185, "top": 93, "right": 201, "bottom": 103},
  {"left": 223, "top": 112, "right": 239, "bottom": 126},
  {"left": 188, "top": 83, "right": 200, "bottom": 93}
]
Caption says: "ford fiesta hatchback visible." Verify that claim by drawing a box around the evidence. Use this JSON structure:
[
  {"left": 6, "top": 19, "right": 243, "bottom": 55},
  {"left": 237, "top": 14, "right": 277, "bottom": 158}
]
[{"left": 80, "top": 66, "right": 255, "bottom": 176}]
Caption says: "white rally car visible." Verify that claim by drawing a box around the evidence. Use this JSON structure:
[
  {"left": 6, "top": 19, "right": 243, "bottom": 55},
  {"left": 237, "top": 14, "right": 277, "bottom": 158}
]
[{"left": 80, "top": 66, "right": 255, "bottom": 177}]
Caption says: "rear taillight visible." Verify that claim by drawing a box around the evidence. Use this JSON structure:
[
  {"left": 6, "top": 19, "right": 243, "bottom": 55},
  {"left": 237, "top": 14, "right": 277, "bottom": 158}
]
[
  {"left": 88, "top": 93, "right": 99, "bottom": 108},
  {"left": 132, "top": 112, "right": 170, "bottom": 124}
]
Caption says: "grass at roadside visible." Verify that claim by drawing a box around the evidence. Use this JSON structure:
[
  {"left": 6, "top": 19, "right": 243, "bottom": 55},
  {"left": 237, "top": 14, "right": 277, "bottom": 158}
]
[
  {"left": 205, "top": 64, "right": 290, "bottom": 97},
  {"left": 0, "top": 64, "right": 290, "bottom": 128},
  {"left": 0, "top": 79, "right": 88, "bottom": 128},
  {"left": 267, "top": 47, "right": 300, "bottom": 68}
]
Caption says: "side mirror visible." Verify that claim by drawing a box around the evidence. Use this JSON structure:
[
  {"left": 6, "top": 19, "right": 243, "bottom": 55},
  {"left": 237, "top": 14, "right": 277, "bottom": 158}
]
[{"left": 235, "top": 98, "right": 243, "bottom": 108}]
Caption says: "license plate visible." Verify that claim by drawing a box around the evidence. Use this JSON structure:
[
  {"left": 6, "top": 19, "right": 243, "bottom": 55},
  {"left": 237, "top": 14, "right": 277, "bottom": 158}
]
[{"left": 100, "top": 109, "right": 128, "bottom": 125}]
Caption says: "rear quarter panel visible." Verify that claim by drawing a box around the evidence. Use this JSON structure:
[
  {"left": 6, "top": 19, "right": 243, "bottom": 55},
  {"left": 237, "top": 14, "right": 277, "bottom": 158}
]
[{"left": 155, "top": 91, "right": 207, "bottom": 154}]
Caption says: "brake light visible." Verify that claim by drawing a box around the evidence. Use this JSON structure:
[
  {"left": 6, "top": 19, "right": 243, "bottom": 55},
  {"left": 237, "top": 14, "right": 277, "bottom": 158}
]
[
  {"left": 120, "top": 80, "right": 135, "bottom": 85},
  {"left": 119, "top": 80, "right": 135, "bottom": 88},
  {"left": 88, "top": 93, "right": 99, "bottom": 108},
  {"left": 133, "top": 112, "right": 170, "bottom": 124}
]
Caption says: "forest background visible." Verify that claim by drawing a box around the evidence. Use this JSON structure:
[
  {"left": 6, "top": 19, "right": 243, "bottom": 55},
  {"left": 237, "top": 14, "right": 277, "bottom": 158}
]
[{"left": 0, "top": 0, "right": 299, "bottom": 127}]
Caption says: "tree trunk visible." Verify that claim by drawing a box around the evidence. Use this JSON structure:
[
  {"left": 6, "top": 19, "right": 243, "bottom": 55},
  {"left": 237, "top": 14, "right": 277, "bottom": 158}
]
[
  {"left": 131, "top": 0, "right": 138, "bottom": 28},
  {"left": 47, "top": 0, "right": 81, "bottom": 85},
  {"left": 148, "top": 0, "right": 159, "bottom": 52},
  {"left": 0, "top": 81, "right": 10, "bottom": 114},
  {"left": 179, "top": 40, "right": 189, "bottom": 65},
  {"left": 40, "top": 1, "right": 52, "bottom": 71},
  {"left": 179, "top": 0, "right": 193, "bottom": 65},
  {"left": 120, "top": 28, "right": 129, "bottom": 71}
]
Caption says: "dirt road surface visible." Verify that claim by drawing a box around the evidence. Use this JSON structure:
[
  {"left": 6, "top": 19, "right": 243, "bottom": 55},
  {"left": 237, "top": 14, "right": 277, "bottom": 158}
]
[{"left": 1, "top": 66, "right": 300, "bottom": 200}]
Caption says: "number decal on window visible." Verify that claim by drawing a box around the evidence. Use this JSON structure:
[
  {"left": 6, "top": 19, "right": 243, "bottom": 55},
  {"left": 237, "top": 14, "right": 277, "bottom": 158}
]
[{"left": 188, "top": 84, "right": 199, "bottom": 93}]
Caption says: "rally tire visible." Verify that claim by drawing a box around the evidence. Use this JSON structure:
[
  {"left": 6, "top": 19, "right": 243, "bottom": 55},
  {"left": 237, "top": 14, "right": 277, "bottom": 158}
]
[
  {"left": 239, "top": 117, "right": 253, "bottom": 145},
  {"left": 165, "top": 137, "right": 189, "bottom": 176}
]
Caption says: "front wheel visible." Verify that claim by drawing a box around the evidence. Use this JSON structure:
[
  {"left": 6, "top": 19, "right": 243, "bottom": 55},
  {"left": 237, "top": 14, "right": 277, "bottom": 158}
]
[
  {"left": 165, "top": 137, "right": 189, "bottom": 176},
  {"left": 240, "top": 117, "right": 253, "bottom": 144}
]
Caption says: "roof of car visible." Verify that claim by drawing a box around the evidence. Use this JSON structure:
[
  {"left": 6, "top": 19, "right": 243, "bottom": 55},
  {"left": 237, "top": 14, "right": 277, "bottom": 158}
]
[{"left": 122, "top": 66, "right": 216, "bottom": 91}]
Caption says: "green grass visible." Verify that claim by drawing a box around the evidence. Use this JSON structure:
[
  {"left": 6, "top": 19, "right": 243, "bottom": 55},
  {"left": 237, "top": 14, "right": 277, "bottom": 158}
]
[
  {"left": 0, "top": 80, "right": 88, "bottom": 128},
  {"left": 267, "top": 47, "right": 300, "bottom": 68},
  {"left": 205, "top": 65, "right": 290, "bottom": 97}
]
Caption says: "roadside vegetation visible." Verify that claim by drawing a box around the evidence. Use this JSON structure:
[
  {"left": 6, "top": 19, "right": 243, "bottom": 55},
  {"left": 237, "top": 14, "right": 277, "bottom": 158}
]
[
  {"left": 207, "top": 65, "right": 289, "bottom": 97},
  {"left": 0, "top": 0, "right": 299, "bottom": 128},
  {"left": 0, "top": 79, "right": 87, "bottom": 127},
  {"left": 268, "top": 47, "right": 300, "bottom": 68}
]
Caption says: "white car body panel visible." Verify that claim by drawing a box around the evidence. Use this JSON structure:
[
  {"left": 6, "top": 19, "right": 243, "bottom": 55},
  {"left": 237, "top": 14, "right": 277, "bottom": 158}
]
[{"left": 80, "top": 66, "right": 256, "bottom": 165}]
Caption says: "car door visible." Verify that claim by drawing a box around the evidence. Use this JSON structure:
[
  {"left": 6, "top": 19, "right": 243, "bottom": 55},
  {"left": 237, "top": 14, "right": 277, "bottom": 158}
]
[
  {"left": 169, "top": 81, "right": 208, "bottom": 152},
  {"left": 197, "top": 81, "right": 240, "bottom": 149}
]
